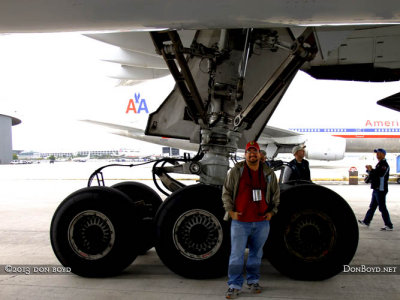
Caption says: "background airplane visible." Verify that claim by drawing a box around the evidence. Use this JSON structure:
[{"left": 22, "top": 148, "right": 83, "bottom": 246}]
[
  {"left": 84, "top": 72, "right": 400, "bottom": 161},
  {"left": 72, "top": 152, "right": 91, "bottom": 162}
]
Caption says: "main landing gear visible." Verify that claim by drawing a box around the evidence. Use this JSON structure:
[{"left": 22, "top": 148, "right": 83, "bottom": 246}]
[
  {"left": 50, "top": 159, "right": 358, "bottom": 280},
  {"left": 51, "top": 28, "right": 358, "bottom": 280}
]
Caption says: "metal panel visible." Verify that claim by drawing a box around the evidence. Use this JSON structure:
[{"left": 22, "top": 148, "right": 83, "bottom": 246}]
[
  {"left": 338, "top": 38, "right": 374, "bottom": 64},
  {"left": 376, "top": 36, "right": 400, "bottom": 63}
]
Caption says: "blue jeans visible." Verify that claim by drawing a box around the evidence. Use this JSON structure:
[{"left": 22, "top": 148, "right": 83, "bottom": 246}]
[
  {"left": 364, "top": 190, "right": 393, "bottom": 228},
  {"left": 228, "top": 220, "right": 270, "bottom": 289}
]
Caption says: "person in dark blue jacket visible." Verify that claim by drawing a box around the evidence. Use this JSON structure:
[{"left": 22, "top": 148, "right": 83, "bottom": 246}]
[
  {"left": 282, "top": 145, "right": 311, "bottom": 183},
  {"left": 358, "top": 148, "right": 393, "bottom": 231}
]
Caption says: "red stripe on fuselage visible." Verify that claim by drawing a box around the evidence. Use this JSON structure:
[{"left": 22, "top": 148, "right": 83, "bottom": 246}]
[{"left": 333, "top": 135, "right": 400, "bottom": 138}]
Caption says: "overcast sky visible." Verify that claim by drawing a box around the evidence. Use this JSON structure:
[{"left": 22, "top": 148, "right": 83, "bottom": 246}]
[
  {"left": 0, "top": 33, "right": 175, "bottom": 153},
  {"left": 0, "top": 33, "right": 399, "bottom": 154}
]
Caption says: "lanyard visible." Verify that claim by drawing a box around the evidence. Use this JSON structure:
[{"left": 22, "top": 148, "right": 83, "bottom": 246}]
[{"left": 245, "top": 163, "right": 263, "bottom": 189}]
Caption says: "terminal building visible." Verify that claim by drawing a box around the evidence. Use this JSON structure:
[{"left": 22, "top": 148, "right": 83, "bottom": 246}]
[{"left": 0, "top": 113, "right": 21, "bottom": 164}]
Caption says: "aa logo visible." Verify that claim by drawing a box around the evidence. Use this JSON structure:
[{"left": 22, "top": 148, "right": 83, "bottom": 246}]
[{"left": 126, "top": 93, "right": 149, "bottom": 114}]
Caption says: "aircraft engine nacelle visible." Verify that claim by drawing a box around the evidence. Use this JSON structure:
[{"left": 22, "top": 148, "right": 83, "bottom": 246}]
[{"left": 305, "top": 136, "right": 346, "bottom": 161}]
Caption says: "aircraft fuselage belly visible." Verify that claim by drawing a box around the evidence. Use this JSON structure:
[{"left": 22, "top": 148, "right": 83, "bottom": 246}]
[{"left": 1, "top": 1, "right": 400, "bottom": 33}]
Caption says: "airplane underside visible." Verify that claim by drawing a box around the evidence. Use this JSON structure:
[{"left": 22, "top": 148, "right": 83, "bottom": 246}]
[{"left": 49, "top": 27, "right": 365, "bottom": 280}]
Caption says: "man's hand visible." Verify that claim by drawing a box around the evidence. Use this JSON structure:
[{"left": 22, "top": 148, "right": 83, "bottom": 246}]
[
  {"left": 366, "top": 165, "right": 372, "bottom": 171},
  {"left": 264, "top": 212, "right": 273, "bottom": 221},
  {"left": 229, "top": 211, "right": 242, "bottom": 220}
]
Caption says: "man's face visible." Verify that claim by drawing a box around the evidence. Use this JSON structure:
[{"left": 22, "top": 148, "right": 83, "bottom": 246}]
[
  {"left": 376, "top": 151, "right": 385, "bottom": 160},
  {"left": 295, "top": 149, "right": 305, "bottom": 160},
  {"left": 246, "top": 148, "right": 260, "bottom": 165}
]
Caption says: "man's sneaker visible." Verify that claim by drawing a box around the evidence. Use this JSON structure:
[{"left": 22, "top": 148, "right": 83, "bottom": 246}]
[
  {"left": 225, "top": 288, "right": 240, "bottom": 299},
  {"left": 247, "top": 283, "right": 262, "bottom": 294},
  {"left": 358, "top": 220, "right": 369, "bottom": 227},
  {"left": 380, "top": 226, "right": 393, "bottom": 231}
]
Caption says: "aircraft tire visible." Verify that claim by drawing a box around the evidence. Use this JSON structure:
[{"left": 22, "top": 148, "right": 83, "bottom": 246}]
[
  {"left": 111, "top": 181, "right": 162, "bottom": 254},
  {"left": 264, "top": 183, "right": 359, "bottom": 280},
  {"left": 155, "top": 184, "right": 230, "bottom": 279},
  {"left": 50, "top": 186, "right": 141, "bottom": 277}
]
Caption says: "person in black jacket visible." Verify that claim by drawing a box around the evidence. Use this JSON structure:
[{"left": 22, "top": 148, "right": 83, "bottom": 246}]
[
  {"left": 358, "top": 148, "right": 393, "bottom": 231},
  {"left": 282, "top": 145, "right": 311, "bottom": 183}
]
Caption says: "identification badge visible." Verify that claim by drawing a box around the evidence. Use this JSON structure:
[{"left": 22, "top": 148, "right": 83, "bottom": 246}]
[{"left": 252, "top": 189, "right": 262, "bottom": 202}]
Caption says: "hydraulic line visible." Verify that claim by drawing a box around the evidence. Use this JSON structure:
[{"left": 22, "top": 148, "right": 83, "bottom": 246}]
[{"left": 87, "top": 144, "right": 205, "bottom": 196}]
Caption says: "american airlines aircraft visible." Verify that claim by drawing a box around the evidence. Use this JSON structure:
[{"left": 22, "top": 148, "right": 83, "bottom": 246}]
[
  {"left": 84, "top": 74, "right": 400, "bottom": 161},
  {"left": 2, "top": 0, "right": 400, "bottom": 282}
]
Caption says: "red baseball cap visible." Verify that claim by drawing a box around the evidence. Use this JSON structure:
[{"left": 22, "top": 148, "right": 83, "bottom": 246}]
[{"left": 245, "top": 141, "right": 260, "bottom": 152}]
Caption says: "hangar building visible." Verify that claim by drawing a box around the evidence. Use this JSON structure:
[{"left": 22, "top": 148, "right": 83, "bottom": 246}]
[{"left": 0, "top": 113, "right": 21, "bottom": 164}]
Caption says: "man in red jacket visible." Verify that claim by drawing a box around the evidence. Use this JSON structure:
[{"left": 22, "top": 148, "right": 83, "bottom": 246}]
[{"left": 222, "top": 141, "right": 280, "bottom": 299}]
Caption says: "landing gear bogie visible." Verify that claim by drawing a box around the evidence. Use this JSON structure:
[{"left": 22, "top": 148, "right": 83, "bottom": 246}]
[{"left": 50, "top": 158, "right": 360, "bottom": 281}]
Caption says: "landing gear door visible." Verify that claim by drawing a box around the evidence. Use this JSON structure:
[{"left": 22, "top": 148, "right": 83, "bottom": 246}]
[{"left": 145, "top": 30, "right": 219, "bottom": 143}]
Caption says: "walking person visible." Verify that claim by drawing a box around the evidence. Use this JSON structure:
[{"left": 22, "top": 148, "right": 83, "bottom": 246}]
[
  {"left": 222, "top": 141, "right": 280, "bottom": 299},
  {"left": 358, "top": 148, "right": 393, "bottom": 231}
]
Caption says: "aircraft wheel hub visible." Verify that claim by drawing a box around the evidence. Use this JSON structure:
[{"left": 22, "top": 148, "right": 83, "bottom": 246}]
[
  {"left": 284, "top": 210, "right": 336, "bottom": 262},
  {"left": 173, "top": 209, "right": 223, "bottom": 260},
  {"left": 68, "top": 210, "right": 115, "bottom": 260}
]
